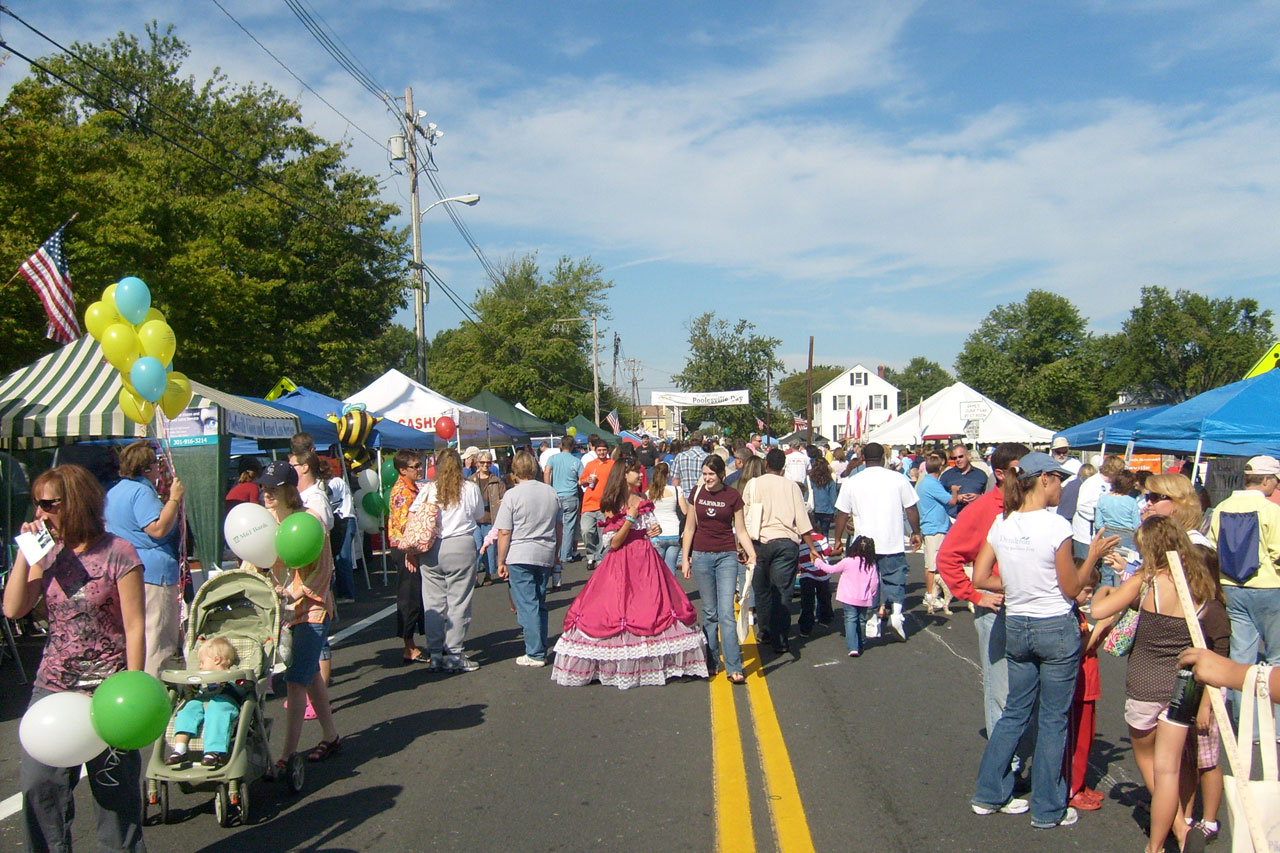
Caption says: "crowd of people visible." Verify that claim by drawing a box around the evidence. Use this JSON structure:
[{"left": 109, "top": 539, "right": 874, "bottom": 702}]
[{"left": 7, "top": 424, "right": 1280, "bottom": 850}]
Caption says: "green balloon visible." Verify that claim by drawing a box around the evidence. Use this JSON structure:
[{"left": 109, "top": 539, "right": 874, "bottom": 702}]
[
  {"left": 275, "top": 511, "right": 324, "bottom": 568},
  {"left": 381, "top": 458, "right": 397, "bottom": 486},
  {"left": 90, "top": 671, "right": 171, "bottom": 750},
  {"left": 362, "top": 490, "right": 387, "bottom": 517}
]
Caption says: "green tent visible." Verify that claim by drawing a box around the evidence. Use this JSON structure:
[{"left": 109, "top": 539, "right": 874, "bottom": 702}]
[
  {"left": 565, "top": 414, "right": 617, "bottom": 445},
  {"left": 466, "top": 390, "right": 562, "bottom": 437},
  {"left": 0, "top": 336, "right": 299, "bottom": 575}
]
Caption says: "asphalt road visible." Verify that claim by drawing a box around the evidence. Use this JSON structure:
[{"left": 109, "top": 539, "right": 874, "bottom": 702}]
[{"left": 0, "top": 552, "right": 1227, "bottom": 852}]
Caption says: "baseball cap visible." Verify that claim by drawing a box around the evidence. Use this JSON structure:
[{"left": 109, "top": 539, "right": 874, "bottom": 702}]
[
  {"left": 462, "top": 446, "right": 482, "bottom": 460},
  {"left": 255, "top": 460, "right": 298, "bottom": 488},
  {"left": 1246, "top": 455, "right": 1280, "bottom": 476},
  {"left": 1015, "top": 451, "right": 1070, "bottom": 481}
]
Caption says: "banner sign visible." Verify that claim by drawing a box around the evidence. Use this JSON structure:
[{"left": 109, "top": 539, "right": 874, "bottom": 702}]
[
  {"left": 650, "top": 390, "right": 749, "bottom": 407},
  {"left": 166, "top": 408, "right": 219, "bottom": 447}
]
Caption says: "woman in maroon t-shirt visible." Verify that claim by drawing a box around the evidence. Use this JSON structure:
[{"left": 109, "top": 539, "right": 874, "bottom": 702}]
[{"left": 680, "top": 453, "right": 756, "bottom": 683}]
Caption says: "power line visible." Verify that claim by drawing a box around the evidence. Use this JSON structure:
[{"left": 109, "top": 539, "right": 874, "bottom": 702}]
[
  {"left": 207, "top": 0, "right": 386, "bottom": 150},
  {"left": 282, "top": 0, "right": 394, "bottom": 114}
]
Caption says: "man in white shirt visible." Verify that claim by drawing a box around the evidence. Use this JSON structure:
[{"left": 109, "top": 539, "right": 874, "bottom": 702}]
[
  {"left": 1071, "top": 455, "right": 1121, "bottom": 561},
  {"left": 537, "top": 441, "right": 557, "bottom": 472},
  {"left": 1050, "top": 437, "right": 1083, "bottom": 479},
  {"left": 832, "top": 442, "right": 922, "bottom": 641},
  {"left": 783, "top": 441, "right": 811, "bottom": 489}
]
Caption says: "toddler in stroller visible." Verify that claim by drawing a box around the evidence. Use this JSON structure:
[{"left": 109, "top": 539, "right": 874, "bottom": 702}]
[{"left": 165, "top": 636, "right": 243, "bottom": 768}]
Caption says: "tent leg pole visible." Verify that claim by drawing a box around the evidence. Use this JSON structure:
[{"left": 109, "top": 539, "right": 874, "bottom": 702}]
[{"left": 1191, "top": 440, "right": 1203, "bottom": 486}]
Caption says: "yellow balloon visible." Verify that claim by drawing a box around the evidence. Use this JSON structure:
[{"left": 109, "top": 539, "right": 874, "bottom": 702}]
[
  {"left": 137, "top": 320, "right": 176, "bottom": 366},
  {"left": 84, "top": 301, "right": 123, "bottom": 342},
  {"left": 142, "top": 307, "right": 166, "bottom": 326},
  {"left": 102, "top": 283, "right": 118, "bottom": 312},
  {"left": 160, "top": 372, "right": 193, "bottom": 419},
  {"left": 118, "top": 388, "right": 154, "bottom": 425},
  {"left": 101, "top": 324, "right": 141, "bottom": 372}
]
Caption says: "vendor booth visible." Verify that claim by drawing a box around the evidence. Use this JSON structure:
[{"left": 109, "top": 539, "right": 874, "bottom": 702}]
[
  {"left": 862, "top": 381, "right": 1054, "bottom": 447},
  {"left": 345, "top": 369, "right": 528, "bottom": 447}
]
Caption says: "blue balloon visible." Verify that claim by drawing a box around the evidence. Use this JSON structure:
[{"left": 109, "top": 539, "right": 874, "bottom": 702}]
[
  {"left": 130, "top": 357, "right": 167, "bottom": 403},
  {"left": 114, "top": 277, "right": 152, "bottom": 326}
]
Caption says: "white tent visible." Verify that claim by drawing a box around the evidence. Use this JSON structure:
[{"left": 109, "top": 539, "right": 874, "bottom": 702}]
[
  {"left": 345, "top": 369, "right": 488, "bottom": 443},
  {"left": 861, "top": 381, "right": 1054, "bottom": 447}
]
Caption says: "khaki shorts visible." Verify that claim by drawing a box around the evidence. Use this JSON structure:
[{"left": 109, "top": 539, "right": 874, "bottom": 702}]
[
  {"left": 144, "top": 582, "right": 182, "bottom": 676},
  {"left": 923, "top": 533, "right": 945, "bottom": 573}
]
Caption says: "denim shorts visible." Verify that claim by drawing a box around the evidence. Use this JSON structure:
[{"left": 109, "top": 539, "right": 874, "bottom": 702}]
[{"left": 285, "top": 619, "right": 329, "bottom": 686}]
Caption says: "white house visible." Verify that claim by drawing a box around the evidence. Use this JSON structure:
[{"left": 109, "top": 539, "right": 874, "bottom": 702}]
[{"left": 811, "top": 364, "right": 900, "bottom": 442}]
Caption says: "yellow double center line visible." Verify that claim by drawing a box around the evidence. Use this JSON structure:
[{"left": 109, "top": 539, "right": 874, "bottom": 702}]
[{"left": 710, "top": 634, "right": 815, "bottom": 853}]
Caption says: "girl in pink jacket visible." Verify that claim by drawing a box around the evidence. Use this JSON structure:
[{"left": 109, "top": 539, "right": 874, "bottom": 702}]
[{"left": 814, "top": 535, "right": 879, "bottom": 657}]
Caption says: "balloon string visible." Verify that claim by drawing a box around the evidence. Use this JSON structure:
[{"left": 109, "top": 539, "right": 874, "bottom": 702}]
[{"left": 154, "top": 411, "right": 189, "bottom": 623}]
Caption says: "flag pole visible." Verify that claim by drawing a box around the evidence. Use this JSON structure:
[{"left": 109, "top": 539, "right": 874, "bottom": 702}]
[{"left": 5, "top": 212, "right": 80, "bottom": 288}]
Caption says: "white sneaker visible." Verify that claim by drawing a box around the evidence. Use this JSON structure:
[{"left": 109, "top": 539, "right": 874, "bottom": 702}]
[
  {"left": 1032, "top": 807, "right": 1078, "bottom": 828},
  {"left": 865, "top": 614, "right": 881, "bottom": 638},
  {"left": 516, "top": 655, "right": 546, "bottom": 667},
  {"left": 972, "top": 797, "right": 1030, "bottom": 816},
  {"left": 890, "top": 613, "right": 907, "bottom": 640}
]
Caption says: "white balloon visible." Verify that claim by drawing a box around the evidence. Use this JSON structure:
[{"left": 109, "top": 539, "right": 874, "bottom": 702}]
[
  {"left": 356, "top": 469, "right": 379, "bottom": 492},
  {"left": 20, "top": 691, "right": 107, "bottom": 767},
  {"left": 224, "top": 502, "right": 279, "bottom": 567},
  {"left": 356, "top": 505, "right": 381, "bottom": 534}
]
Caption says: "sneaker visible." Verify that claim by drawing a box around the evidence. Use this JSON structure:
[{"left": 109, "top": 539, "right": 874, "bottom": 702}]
[
  {"left": 798, "top": 626, "right": 812, "bottom": 638},
  {"left": 428, "top": 654, "right": 444, "bottom": 672},
  {"left": 1182, "top": 820, "right": 1217, "bottom": 853},
  {"left": 1068, "top": 791, "right": 1101, "bottom": 811},
  {"left": 516, "top": 655, "right": 546, "bottom": 667},
  {"left": 972, "top": 798, "right": 1030, "bottom": 816},
  {"left": 1031, "top": 807, "right": 1078, "bottom": 828},
  {"left": 865, "top": 615, "right": 881, "bottom": 638},
  {"left": 889, "top": 613, "right": 907, "bottom": 640},
  {"left": 443, "top": 653, "right": 480, "bottom": 673},
  {"left": 551, "top": 570, "right": 563, "bottom": 589}
]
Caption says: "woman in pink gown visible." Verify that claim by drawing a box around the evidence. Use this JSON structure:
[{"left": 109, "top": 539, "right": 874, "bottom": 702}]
[{"left": 552, "top": 458, "right": 709, "bottom": 689}]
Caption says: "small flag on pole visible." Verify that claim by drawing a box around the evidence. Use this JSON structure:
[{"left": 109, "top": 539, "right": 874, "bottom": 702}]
[
  {"left": 792, "top": 416, "right": 808, "bottom": 431},
  {"left": 18, "top": 224, "right": 80, "bottom": 344},
  {"left": 605, "top": 409, "right": 621, "bottom": 433},
  {"left": 755, "top": 417, "right": 764, "bottom": 432}
]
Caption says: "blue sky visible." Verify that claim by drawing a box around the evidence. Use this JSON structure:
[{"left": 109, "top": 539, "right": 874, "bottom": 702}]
[{"left": 4, "top": 1, "right": 1280, "bottom": 406}]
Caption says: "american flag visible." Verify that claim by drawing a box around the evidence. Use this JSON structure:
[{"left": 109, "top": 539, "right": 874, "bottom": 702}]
[
  {"left": 755, "top": 417, "right": 764, "bottom": 431},
  {"left": 792, "top": 416, "right": 808, "bottom": 431},
  {"left": 605, "top": 409, "right": 620, "bottom": 433},
  {"left": 19, "top": 224, "right": 80, "bottom": 344}
]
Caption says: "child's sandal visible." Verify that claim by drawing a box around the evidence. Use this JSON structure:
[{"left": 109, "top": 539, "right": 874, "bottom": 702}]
[{"left": 307, "top": 736, "right": 342, "bottom": 762}]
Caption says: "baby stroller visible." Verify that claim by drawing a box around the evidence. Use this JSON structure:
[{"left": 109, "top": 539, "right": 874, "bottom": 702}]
[{"left": 144, "top": 567, "right": 297, "bottom": 827}]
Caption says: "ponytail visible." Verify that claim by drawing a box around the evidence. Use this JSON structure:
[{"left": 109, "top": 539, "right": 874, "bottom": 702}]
[{"left": 1001, "top": 471, "right": 1034, "bottom": 518}]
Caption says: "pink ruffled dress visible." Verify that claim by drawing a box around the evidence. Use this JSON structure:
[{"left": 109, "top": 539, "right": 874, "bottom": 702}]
[{"left": 552, "top": 501, "right": 709, "bottom": 689}]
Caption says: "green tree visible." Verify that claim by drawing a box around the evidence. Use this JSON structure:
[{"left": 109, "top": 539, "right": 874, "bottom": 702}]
[
  {"left": 426, "top": 254, "right": 624, "bottom": 424},
  {"left": 776, "top": 365, "right": 842, "bottom": 417},
  {"left": 672, "top": 313, "right": 782, "bottom": 438},
  {"left": 883, "top": 357, "right": 953, "bottom": 410},
  {"left": 1116, "top": 286, "right": 1273, "bottom": 401},
  {"left": 955, "top": 290, "right": 1117, "bottom": 429},
  {"left": 0, "top": 25, "right": 409, "bottom": 395}
]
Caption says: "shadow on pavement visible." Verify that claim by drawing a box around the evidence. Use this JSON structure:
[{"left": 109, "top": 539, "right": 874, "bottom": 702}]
[{"left": 193, "top": 783, "right": 403, "bottom": 853}]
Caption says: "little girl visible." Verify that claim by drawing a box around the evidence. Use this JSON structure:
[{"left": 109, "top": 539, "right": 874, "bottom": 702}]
[
  {"left": 1089, "top": 515, "right": 1229, "bottom": 853},
  {"left": 165, "top": 636, "right": 243, "bottom": 768},
  {"left": 813, "top": 536, "right": 879, "bottom": 657}
]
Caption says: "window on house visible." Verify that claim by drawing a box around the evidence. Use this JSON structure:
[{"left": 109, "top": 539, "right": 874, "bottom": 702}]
[
  {"left": 852, "top": 372, "right": 867, "bottom": 385},
  {"left": 870, "top": 395, "right": 887, "bottom": 410},
  {"left": 834, "top": 395, "right": 849, "bottom": 410}
]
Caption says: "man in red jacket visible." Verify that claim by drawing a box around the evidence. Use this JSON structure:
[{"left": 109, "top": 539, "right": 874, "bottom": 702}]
[{"left": 936, "top": 442, "right": 1028, "bottom": 740}]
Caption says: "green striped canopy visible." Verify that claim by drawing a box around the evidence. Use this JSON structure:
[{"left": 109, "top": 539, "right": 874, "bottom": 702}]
[{"left": 0, "top": 336, "right": 298, "bottom": 448}]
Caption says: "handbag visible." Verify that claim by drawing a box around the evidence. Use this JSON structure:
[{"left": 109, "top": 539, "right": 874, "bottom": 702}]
[
  {"left": 1102, "top": 580, "right": 1145, "bottom": 657},
  {"left": 1223, "top": 664, "right": 1280, "bottom": 852},
  {"left": 402, "top": 485, "right": 441, "bottom": 554}
]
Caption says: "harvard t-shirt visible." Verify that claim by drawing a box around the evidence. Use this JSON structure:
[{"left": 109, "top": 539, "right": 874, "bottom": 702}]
[{"left": 691, "top": 485, "right": 744, "bottom": 552}]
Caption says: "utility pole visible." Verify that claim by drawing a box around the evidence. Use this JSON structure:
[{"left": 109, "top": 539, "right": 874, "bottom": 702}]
[
  {"left": 552, "top": 314, "right": 600, "bottom": 425},
  {"left": 623, "top": 359, "right": 642, "bottom": 410},
  {"left": 405, "top": 87, "right": 426, "bottom": 385},
  {"left": 612, "top": 332, "right": 620, "bottom": 391},
  {"left": 765, "top": 363, "right": 772, "bottom": 440},
  {"left": 806, "top": 336, "right": 815, "bottom": 443}
]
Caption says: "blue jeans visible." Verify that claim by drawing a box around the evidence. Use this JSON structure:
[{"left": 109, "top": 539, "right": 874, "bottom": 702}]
[
  {"left": 974, "top": 607, "right": 1010, "bottom": 737},
  {"left": 875, "top": 552, "right": 908, "bottom": 608},
  {"left": 507, "top": 563, "right": 550, "bottom": 660},
  {"left": 973, "top": 611, "right": 1080, "bottom": 827},
  {"left": 557, "top": 494, "right": 580, "bottom": 563},
  {"left": 474, "top": 523, "right": 497, "bottom": 579},
  {"left": 1223, "top": 585, "right": 1280, "bottom": 726},
  {"left": 798, "top": 577, "right": 833, "bottom": 631},
  {"left": 842, "top": 604, "right": 868, "bottom": 653},
  {"left": 331, "top": 515, "right": 357, "bottom": 598},
  {"left": 690, "top": 550, "right": 745, "bottom": 675},
  {"left": 653, "top": 537, "right": 680, "bottom": 574}
]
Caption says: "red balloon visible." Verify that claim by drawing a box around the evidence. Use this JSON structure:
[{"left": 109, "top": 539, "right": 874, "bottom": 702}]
[{"left": 435, "top": 415, "right": 456, "bottom": 440}]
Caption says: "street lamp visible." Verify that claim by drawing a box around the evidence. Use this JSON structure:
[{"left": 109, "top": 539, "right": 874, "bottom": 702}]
[{"left": 420, "top": 194, "right": 479, "bottom": 220}]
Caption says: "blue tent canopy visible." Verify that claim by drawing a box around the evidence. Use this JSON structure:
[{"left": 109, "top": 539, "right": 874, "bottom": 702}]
[
  {"left": 1127, "top": 370, "right": 1280, "bottom": 456},
  {"left": 1054, "top": 407, "right": 1172, "bottom": 450}
]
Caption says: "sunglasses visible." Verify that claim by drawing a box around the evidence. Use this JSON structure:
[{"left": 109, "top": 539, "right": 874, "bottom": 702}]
[
  {"left": 1145, "top": 492, "right": 1173, "bottom": 503},
  {"left": 404, "top": 463, "right": 424, "bottom": 470},
  {"left": 35, "top": 498, "right": 63, "bottom": 512},
  {"left": 949, "top": 455, "right": 967, "bottom": 461},
  {"left": 1052, "top": 448, "right": 1069, "bottom": 455}
]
